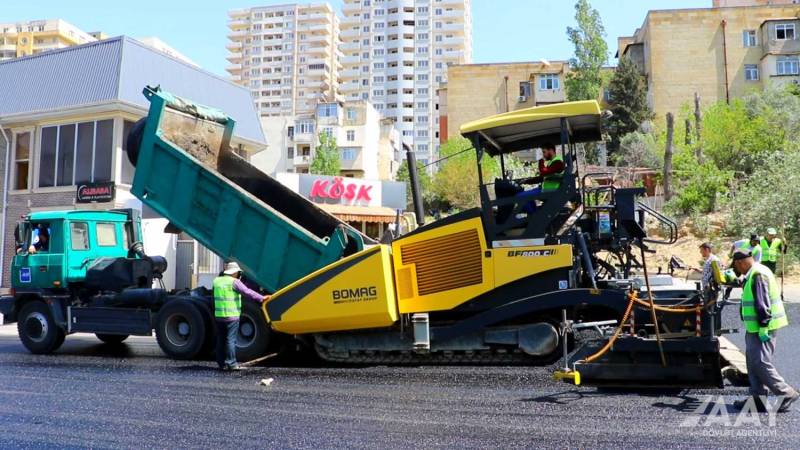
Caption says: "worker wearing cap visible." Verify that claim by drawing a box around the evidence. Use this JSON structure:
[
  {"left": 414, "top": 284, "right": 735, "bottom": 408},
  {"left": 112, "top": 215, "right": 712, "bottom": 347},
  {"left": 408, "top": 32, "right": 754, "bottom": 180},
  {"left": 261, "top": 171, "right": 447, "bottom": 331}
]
[
  {"left": 761, "top": 228, "right": 787, "bottom": 274},
  {"left": 213, "top": 261, "right": 270, "bottom": 371},
  {"left": 691, "top": 242, "right": 720, "bottom": 291},
  {"left": 730, "top": 250, "right": 798, "bottom": 413},
  {"left": 743, "top": 234, "right": 763, "bottom": 263}
]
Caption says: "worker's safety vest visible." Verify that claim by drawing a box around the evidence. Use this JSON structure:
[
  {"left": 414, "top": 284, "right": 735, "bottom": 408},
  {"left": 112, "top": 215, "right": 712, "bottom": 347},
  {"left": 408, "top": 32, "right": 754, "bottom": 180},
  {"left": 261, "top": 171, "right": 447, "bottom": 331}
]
[
  {"left": 213, "top": 276, "right": 242, "bottom": 319},
  {"left": 740, "top": 263, "right": 788, "bottom": 333},
  {"left": 743, "top": 242, "right": 763, "bottom": 262},
  {"left": 542, "top": 154, "right": 564, "bottom": 192},
  {"left": 760, "top": 238, "right": 783, "bottom": 263}
]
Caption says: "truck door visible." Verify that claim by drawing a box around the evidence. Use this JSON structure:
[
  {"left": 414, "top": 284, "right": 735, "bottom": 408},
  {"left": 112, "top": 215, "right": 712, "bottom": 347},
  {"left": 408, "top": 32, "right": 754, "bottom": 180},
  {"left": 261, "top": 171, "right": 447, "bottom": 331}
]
[
  {"left": 65, "top": 221, "right": 92, "bottom": 282},
  {"left": 12, "top": 221, "right": 65, "bottom": 289}
]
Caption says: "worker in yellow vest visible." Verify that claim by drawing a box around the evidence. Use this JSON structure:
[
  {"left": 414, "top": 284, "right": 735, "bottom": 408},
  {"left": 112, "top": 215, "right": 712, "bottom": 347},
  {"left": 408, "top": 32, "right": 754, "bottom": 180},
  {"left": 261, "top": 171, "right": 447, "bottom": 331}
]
[
  {"left": 730, "top": 250, "right": 798, "bottom": 413},
  {"left": 760, "top": 227, "right": 787, "bottom": 274},
  {"left": 516, "top": 142, "right": 565, "bottom": 213},
  {"left": 213, "top": 262, "right": 271, "bottom": 371}
]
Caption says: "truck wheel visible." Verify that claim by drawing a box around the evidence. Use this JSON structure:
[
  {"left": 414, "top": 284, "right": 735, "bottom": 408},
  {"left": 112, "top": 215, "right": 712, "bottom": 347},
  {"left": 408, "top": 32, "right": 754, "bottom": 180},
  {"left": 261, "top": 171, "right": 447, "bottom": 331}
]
[
  {"left": 96, "top": 334, "right": 129, "bottom": 344},
  {"left": 126, "top": 118, "right": 146, "bottom": 167},
  {"left": 17, "top": 301, "right": 65, "bottom": 354},
  {"left": 236, "top": 301, "right": 272, "bottom": 362},
  {"left": 155, "top": 300, "right": 206, "bottom": 360}
]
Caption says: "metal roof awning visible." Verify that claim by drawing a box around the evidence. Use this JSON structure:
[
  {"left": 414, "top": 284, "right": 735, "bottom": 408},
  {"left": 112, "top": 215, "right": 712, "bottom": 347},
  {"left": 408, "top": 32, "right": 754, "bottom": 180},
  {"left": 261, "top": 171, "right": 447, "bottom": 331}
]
[
  {"left": 317, "top": 204, "right": 399, "bottom": 224},
  {"left": 459, "top": 100, "right": 603, "bottom": 155}
]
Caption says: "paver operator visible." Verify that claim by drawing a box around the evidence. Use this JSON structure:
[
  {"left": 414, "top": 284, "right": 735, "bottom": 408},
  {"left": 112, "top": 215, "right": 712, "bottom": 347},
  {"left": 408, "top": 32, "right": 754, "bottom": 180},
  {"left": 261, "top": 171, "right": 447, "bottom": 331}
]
[
  {"left": 213, "top": 262, "right": 270, "bottom": 371},
  {"left": 516, "top": 142, "right": 565, "bottom": 212},
  {"left": 730, "top": 250, "right": 798, "bottom": 413}
]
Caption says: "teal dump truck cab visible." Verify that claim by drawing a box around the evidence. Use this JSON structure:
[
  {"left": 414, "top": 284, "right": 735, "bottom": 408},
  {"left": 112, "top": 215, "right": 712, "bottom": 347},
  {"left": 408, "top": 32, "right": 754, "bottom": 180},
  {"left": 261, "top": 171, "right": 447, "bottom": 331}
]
[{"left": 12, "top": 210, "right": 137, "bottom": 290}]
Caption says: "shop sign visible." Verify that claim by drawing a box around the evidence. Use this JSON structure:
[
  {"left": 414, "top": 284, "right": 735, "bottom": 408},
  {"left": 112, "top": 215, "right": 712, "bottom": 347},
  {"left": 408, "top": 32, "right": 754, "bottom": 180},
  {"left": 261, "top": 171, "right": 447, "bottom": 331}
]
[{"left": 76, "top": 182, "right": 115, "bottom": 203}]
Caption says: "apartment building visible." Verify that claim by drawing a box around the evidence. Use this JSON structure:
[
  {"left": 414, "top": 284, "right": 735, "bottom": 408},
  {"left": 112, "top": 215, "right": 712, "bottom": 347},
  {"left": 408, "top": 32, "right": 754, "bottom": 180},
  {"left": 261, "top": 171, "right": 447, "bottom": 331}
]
[
  {"left": 252, "top": 100, "right": 402, "bottom": 179},
  {"left": 338, "top": 0, "right": 472, "bottom": 165},
  {"left": 619, "top": 1, "right": 800, "bottom": 118},
  {"left": 438, "top": 61, "right": 569, "bottom": 143},
  {"left": 226, "top": 4, "right": 342, "bottom": 117},
  {"left": 0, "top": 19, "right": 96, "bottom": 60}
]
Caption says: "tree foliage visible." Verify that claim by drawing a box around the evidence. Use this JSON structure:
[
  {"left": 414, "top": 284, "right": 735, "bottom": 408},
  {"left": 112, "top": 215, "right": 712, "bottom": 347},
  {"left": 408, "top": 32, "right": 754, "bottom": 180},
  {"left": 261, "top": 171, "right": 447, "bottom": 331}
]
[
  {"left": 565, "top": 0, "right": 608, "bottom": 101},
  {"left": 606, "top": 56, "right": 653, "bottom": 153},
  {"left": 395, "top": 158, "right": 434, "bottom": 210},
  {"left": 310, "top": 132, "right": 341, "bottom": 176},
  {"left": 431, "top": 137, "right": 498, "bottom": 211},
  {"left": 612, "top": 132, "right": 661, "bottom": 169}
]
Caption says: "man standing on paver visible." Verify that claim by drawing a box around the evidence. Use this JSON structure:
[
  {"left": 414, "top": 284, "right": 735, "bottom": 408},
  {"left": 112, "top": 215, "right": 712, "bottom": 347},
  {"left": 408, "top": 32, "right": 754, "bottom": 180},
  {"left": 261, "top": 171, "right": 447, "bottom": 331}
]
[
  {"left": 692, "top": 242, "right": 720, "bottom": 292},
  {"left": 761, "top": 228, "right": 787, "bottom": 274},
  {"left": 214, "top": 262, "right": 270, "bottom": 371},
  {"left": 730, "top": 250, "right": 799, "bottom": 413}
]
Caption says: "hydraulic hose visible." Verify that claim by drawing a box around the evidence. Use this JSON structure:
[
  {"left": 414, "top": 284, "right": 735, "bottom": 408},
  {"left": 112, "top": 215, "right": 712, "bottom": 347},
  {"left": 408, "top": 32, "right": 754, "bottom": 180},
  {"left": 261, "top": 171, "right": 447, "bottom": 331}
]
[{"left": 579, "top": 291, "right": 636, "bottom": 364}]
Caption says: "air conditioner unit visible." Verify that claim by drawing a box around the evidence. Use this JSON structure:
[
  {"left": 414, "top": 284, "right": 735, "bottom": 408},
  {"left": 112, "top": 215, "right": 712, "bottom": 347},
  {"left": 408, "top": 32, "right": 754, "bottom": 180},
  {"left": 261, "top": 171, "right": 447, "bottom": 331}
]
[{"left": 518, "top": 95, "right": 528, "bottom": 103}]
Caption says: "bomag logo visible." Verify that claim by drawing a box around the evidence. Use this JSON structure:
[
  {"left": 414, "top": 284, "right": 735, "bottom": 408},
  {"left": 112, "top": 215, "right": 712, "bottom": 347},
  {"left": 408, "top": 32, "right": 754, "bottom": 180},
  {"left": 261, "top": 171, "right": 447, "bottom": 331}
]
[
  {"left": 507, "top": 249, "right": 556, "bottom": 257},
  {"left": 332, "top": 286, "right": 378, "bottom": 304}
]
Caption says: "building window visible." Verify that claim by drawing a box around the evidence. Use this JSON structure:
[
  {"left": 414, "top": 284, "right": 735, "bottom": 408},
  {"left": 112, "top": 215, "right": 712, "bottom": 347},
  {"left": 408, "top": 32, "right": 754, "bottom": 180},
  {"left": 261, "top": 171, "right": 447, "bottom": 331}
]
[
  {"left": 777, "top": 56, "right": 800, "bottom": 75},
  {"left": 416, "top": 116, "right": 428, "bottom": 123},
  {"left": 341, "top": 147, "right": 357, "bottom": 161},
  {"left": 374, "top": 62, "right": 385, "bottom": 69},
  {"left": 743, "top": 30, "right": 757, "bottom": 47},
  {"left": 519, "top": 82, "right": 532, "bottom": 98},
  {"left": 776, "top": 23, "right": 795, "bottom": 40},
  {"left": 539, "top": 74, "right": 560, "bottom": 90},
  {"left": 744, "top": 64, "right": 759, "bottom": 81},
  {"left": 347, "top": 108, "right": 358, "bottom": 120},
  {"left": 287, "top": 147, "right": 294, "bottom": 159},
  {"left": 374, "top": 75, "right": 384, "bottom": 83},
  {"left": 373, "top": 89, "right": 385, "bottom": 96},
  {"left": 298, "top": 120, "right": 315, "bottom": 134},
  {"left": 12, "top": 131, "right": 31, "bottom": 190},
  {"left": 347, "top": 130, "right": 356, "bottom": 142},
  {"left": 287, "top": 126, "right": 294, "bottom": 138},
  {"left": 39, "top": 120, "right": 113, "bottom": 188},
  {"left": 318, "top": 103, "right": 338, "bottom": 117}
]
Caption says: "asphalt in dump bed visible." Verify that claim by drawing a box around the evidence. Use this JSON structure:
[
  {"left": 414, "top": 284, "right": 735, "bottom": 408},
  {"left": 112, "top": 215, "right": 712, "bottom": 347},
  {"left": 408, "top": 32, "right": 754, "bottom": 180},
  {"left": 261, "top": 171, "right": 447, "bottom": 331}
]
[{"left": 0, "top": 305, "right": 798, "bottom": 449}]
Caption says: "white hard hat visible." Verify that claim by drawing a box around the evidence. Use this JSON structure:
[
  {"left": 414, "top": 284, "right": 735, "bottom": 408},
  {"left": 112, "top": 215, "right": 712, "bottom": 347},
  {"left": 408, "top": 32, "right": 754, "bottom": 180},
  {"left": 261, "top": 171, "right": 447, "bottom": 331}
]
[{"left": 223, "top": 261, "right": 242, "bottom": 275}]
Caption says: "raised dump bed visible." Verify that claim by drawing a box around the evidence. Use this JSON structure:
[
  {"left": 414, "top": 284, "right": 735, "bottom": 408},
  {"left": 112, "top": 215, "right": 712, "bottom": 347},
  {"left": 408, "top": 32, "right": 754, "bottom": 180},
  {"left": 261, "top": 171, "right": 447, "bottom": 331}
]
[{"left": 129, "top": 86, "right": 372, "bottom": 293}]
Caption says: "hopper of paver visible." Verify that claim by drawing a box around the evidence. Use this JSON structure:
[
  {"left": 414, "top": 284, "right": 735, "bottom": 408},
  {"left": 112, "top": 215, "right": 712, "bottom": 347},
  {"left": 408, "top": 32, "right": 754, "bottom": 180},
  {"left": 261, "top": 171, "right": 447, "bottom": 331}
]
[{"left": 128, "top": 86, "right": 373, "bottom": 293}]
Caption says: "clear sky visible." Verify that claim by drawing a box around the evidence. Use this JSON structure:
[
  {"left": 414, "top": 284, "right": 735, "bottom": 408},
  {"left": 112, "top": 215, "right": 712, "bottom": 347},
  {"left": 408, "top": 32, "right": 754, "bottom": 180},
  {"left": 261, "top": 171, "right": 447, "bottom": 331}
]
[{"left": 1, "top": 0, "right": 710, "bottom": 76}]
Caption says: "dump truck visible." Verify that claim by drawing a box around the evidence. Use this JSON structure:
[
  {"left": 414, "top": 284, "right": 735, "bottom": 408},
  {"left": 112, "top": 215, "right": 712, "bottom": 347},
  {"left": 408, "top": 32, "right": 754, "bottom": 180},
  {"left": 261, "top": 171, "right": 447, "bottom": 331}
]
[{"left": 1, "top": 87, "right": 732, "bottom": 387}]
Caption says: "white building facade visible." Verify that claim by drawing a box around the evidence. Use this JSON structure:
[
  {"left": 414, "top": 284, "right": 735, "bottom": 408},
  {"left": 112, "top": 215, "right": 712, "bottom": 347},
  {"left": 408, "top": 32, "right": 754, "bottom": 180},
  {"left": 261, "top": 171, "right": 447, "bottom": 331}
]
[
  {"left": 226, "top": 4, "right": 343, "bottom": 117},
  {"left": 339, "top": 0, "right": 472, "bottom": 165}
]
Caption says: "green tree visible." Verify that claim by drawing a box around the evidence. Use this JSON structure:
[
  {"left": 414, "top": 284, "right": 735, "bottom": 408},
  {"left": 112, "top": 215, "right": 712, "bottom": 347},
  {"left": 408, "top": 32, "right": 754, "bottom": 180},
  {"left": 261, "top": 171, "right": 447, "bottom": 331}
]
[
  {"left": 431, "top": 136, "right": 499, "bottom": 211},
  {"left": 565, "top": 0, "right": 608, "bottom": 101},
  {"left": 606, "top": 56, "right": 653, "bottom": 154},
  {"left": 310, "top": 132, "right": 341, "bottom": 176},
  {"left": 395, "top": 159, "right": 434, "bottom": 210}
]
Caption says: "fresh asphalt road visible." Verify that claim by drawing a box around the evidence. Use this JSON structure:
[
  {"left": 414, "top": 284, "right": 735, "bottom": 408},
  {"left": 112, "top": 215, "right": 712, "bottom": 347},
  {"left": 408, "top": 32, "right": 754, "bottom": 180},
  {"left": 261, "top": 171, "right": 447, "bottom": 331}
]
[{"left": 0, "top": 304, "right": 798, "bottom": 449}]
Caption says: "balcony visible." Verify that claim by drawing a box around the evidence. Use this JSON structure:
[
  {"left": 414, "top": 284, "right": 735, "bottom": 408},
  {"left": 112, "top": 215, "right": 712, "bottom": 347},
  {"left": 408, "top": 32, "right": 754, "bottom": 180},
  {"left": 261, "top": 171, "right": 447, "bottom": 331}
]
[
  {"left": 340, "top": 41, "right": 361, "bottom": 52},
  {"left": 441, "top": 22, "right": 466, "bottom": 33},
  {"left": 0, "top": 44, "right": 17, "bottom": 52},
  {"left": 341, "top": 68, "right": 360, "bottom": 79},
  {"left": 300, "top": 23, "right": 330, "bottom": 33},
  {"left": 228, "top": 18, "right": 250, "bottom": 29},
  {"left": 227, "top": 30, "right": 247, "bottom": 39},
  {"left": 297, "top": 13, "right": 331, "bottom": 24},
  {"left": 226, "top": 64, "right": 244, "bottom": 72},
  {"left": 293, "top": 154, "right": 311, "bottom": 167},
  {"left": 341, "top": 55, "right": 361, "bottom": 65},
  {"left": 340, "top": 150, "right": 364, "bottom": 170}
]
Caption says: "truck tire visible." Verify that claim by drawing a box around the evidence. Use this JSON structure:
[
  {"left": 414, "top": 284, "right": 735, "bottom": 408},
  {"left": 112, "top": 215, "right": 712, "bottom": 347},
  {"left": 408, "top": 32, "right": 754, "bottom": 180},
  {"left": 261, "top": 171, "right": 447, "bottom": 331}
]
[
  {"left": 126, "top": 118, "right": 146, "bottom": 167},
  {"left": 155, "top": 300, "right": 206, "bottom": 360},
  {"left": 17, "top": 301, "right": 65, "bottom": 354},
  {"left": 236, "top": 300, "right": 272, "bottom": 362},
  {"left": 95, "top": 334, "right": 129, "bottom": 344}
]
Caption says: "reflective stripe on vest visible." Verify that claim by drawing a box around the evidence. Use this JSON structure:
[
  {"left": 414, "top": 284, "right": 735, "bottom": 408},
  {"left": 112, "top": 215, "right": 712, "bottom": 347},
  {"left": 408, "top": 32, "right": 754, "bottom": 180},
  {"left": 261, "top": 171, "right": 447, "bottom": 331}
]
[
  {"left": 760, "top": 238, "right": 782, "bottom": 263},
  {"left": 213, "top": 276, "right": 242, "bottom": 319},
  {"left": 740, "top": 263, "right": 789, "bottom": 333},
  {"left": 542, "top": 154, "right": 564, "bottom": 192}
]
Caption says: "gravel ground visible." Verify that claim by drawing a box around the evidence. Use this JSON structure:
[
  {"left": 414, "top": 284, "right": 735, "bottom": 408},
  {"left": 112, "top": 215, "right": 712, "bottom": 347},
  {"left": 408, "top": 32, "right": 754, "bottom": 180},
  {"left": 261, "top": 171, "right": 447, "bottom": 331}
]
[{"left": 0, "top": 303, "right": 797, "bottom": 449}]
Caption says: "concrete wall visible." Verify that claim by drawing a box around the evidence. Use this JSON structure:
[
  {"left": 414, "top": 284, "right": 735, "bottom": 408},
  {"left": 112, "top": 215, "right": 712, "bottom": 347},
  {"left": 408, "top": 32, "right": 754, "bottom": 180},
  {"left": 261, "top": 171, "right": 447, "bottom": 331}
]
[
  {"left": 630, "top": 5, "right": 800, "bottom": 118},
  {"left": 443, "top": 62, "right": 568, "bottom": 143}
]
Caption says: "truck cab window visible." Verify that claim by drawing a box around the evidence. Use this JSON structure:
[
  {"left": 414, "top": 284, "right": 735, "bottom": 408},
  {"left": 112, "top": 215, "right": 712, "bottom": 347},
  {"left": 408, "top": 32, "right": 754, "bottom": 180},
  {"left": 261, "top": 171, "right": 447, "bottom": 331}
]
[
  {"left": 70, "top": 222, "right": 89, "bottom": 251},
  {"left": 96, "top": 223, "right": 117, "bottom": 247},
  {"left": 30, "top": 223, "right": 51, "bottom": 253}
]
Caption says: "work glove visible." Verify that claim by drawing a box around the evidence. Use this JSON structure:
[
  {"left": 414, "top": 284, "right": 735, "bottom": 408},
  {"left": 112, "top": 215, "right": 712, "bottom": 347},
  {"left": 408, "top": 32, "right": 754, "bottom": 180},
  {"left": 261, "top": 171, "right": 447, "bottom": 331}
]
[{"left": 758, "top": 327, "right": 771, "bottom": 343}]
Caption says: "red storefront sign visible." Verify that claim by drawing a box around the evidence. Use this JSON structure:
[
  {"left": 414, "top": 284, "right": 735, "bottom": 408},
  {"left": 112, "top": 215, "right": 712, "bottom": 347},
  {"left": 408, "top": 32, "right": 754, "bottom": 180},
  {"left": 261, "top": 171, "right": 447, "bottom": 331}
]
[{"left": 310, "top": 177, "right": 373, "bottom": 202}]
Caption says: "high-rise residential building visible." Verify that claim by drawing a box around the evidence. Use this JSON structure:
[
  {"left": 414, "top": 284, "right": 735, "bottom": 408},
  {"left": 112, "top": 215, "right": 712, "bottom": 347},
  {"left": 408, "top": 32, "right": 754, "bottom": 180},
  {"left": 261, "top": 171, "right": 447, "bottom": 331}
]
[
  {"left": 339, "top": 0, "right": 472, "bottom": 165},
  {"left": 619, "top": 1, "right": 800, "bottom": 118},
  {"left": 0, "top": 19, "right": 96, "bottom": 60},
  {"left": 226, "top": 4, "right": 342, "bottom": 117}
]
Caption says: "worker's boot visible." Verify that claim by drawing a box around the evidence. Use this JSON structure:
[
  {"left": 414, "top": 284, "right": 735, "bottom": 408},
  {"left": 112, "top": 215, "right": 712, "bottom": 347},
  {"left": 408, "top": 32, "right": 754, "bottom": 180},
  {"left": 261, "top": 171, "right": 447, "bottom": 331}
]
[
  {"left": 778, "top": 390, "right": 800, "bottom": 413},
  {"left": 733, "top": 396, "right": 768, "bottom": 413}
]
